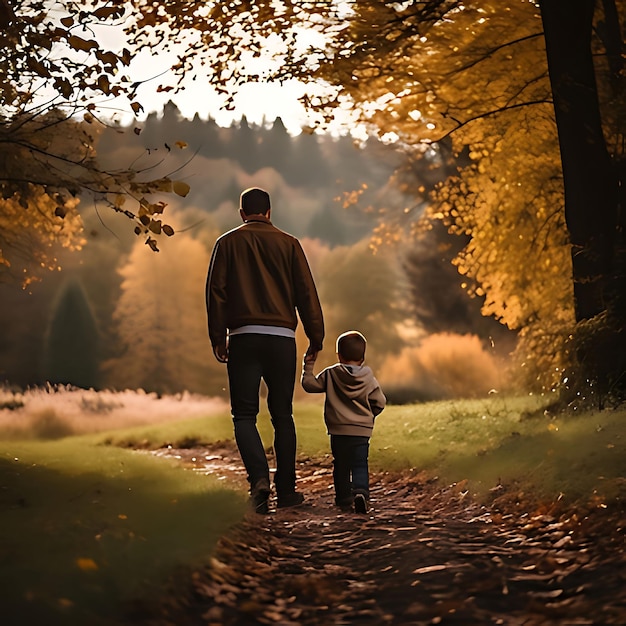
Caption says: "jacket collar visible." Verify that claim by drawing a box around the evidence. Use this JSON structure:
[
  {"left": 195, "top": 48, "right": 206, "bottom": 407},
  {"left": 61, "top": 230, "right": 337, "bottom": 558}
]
[{"left": 243, "top": 214, "right": 272, "bottom": 225}]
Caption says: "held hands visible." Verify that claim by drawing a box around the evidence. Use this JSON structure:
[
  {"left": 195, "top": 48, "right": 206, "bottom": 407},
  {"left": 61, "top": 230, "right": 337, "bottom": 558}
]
[{"left": 304, "top": 345, "right": 318, "bottom": 364}]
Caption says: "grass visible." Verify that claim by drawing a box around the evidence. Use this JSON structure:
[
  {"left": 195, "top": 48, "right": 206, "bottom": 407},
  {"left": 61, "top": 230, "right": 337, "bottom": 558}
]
[
  {"left": 369, "top": 396, "right": 626, "bottom": 502},
  {"left": 297, "top": 395, "right": 625, "bottom": 503},
  {"left": 1, "top": 431, "right": 246, "bottom": 625},
  {"left": 1, "top": 393, "right": 625, "bottom": 624}
]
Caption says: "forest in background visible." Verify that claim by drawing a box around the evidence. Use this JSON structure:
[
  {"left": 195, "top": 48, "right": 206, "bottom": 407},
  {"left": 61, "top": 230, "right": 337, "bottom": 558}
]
[{"left": 0, "top": 103, "right": 512, "bottom": 401}]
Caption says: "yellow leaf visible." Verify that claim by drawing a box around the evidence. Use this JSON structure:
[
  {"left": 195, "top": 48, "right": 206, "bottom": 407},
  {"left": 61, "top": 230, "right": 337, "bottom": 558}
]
[
  {"left": 118, "top": 514, "right": 128, "bottom": 520},
  {"left": 173, "top": 181, "right": 190, "bottom": 197},
  {"left": 76, "top": 558, "right": 98, "bottom": 571},
  {"left": 175, "top": 141, "right": 188, "bottom": 149}
]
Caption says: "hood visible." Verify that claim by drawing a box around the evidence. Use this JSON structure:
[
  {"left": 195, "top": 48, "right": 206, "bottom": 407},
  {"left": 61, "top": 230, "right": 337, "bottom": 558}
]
[{"left": 332, "top": 364, "right": 376, "bottom": 397}]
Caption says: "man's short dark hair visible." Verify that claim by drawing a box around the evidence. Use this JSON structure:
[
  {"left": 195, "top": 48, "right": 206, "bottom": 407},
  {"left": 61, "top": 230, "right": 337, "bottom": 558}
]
[
  {"left": 337, "top": 330, "right": 367, "bottom": 362},
  {"left": 241, "top": 187, "right": 271, "bottom": 215}
]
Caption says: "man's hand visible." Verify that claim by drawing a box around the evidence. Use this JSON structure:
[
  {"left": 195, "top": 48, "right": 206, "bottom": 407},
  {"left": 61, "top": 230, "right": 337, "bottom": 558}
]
[
  {"left": 304, "top": 344, "right": 319, "bottom": 363},
  {"left": 213, "top": 344, "right": 228, "bottom": 363}
]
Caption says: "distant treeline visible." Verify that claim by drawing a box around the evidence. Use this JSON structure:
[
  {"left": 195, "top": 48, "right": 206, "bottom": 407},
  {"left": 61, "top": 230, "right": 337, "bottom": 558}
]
[{"left": 96, "top": 101, "right": 408, "bottom": 245}]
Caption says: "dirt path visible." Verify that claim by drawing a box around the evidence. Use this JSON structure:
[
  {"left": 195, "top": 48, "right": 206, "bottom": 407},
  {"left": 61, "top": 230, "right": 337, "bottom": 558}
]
[{"left": 141, "top": 443, "right": 625, "bottom": 625}]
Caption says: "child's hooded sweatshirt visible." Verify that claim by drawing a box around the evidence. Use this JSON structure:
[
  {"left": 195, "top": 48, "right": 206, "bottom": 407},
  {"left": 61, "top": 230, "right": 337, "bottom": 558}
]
[{"left": 301, "top": 361, "right": 386, "bottom": 437}]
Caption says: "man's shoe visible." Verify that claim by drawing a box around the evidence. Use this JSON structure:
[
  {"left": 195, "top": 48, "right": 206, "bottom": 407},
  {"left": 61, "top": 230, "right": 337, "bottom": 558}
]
[
  {"left": 250, "top": 479, "right": 271, "bottom": 515},
  {"left": 336, "top": 497, "right": 353, "bottom": 513},
  {"left": 277, "top": 491, "right": 305, "bottom": 509},
  {"left": 354, "top": 493, "right": 369, "bottom": 514}
]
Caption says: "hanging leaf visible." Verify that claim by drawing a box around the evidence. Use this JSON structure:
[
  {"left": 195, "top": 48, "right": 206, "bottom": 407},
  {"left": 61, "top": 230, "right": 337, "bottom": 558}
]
[
  {"left": 53, "top": 78, "right": 73, "bottom": 99},
  {"left": 163, "top": 224, "right": 175, "bottom": 236},
  {"left": 93, "top": 6, "right": 123, "bottom": 20},
  {"left": 173, "top": 181, "right": 190, "bottom": 197},
  {"left": 145, "top": 237, "right": 160, "bottom": 252},
  {"left": 68, "top": 35, "right": 99, "bottom": 52},
  {"left": 120, "top": 48, "right": 132, "bottom": 66},
  {"left": 97, "top": 74, "right": 111, "bottom": 94},
  {"left": 95, "top": 50, "right": 119, "bottom": 66}
]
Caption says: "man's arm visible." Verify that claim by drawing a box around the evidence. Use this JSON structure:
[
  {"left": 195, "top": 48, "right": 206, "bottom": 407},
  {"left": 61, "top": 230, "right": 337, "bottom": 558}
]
[
  {"left": 292, "top": 240, "right": 324, "bottom": 352},
  {"left": 206, "top": 238, "right": 229, "bottom": 361}
]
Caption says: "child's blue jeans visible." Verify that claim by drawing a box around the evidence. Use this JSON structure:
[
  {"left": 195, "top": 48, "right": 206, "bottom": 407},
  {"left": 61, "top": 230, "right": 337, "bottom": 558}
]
[{"left": 330, "top": 434, "right": 370, "bottom": 505}]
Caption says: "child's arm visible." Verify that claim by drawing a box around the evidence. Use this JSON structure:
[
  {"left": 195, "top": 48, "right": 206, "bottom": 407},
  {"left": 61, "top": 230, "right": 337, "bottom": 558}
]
[
  {"left": 301, "top": 357, "right": 326, "bottom": 393},
  {"left": 369, "top": 381, "right": 387, "bottom": 417}
]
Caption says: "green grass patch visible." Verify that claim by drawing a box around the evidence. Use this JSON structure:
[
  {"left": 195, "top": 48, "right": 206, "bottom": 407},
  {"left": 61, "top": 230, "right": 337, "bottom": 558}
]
[
  {"left": 1, "top": 436, "right": 245, "bottom": 625},
  {"left": 99, "top": 412, "right": 237, "bottom": 449},
  {"left": 367, "top": 396, "right": 626, "bottom": 502},
  {"left": 94, "top": 395, "right": 626, "bottom": 504}
]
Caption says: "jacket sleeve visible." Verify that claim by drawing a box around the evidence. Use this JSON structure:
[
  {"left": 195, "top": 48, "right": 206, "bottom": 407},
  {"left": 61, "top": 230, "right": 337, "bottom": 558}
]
[
  {"left": 292, "top": 240, "right": 324, "bottom": 351},
  {"left": 301, "top": 360, "right": 327, "bottom": 393},
  {"left": 369, "top": 380, "right": 387, "bottom": 417},
  {"left": 206, "top": 238, "right": 228, "bottom": 348}
]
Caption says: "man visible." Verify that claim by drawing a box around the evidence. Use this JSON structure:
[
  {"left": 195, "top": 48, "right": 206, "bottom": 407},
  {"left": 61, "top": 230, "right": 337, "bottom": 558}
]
[{"left": 206, "top": 187, "right": 324, "bottom": 514}]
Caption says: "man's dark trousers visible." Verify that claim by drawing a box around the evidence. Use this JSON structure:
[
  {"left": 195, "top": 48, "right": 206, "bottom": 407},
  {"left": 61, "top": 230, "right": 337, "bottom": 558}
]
[{"left": 227, "top": 333, "right": 297, "bottom": 496}]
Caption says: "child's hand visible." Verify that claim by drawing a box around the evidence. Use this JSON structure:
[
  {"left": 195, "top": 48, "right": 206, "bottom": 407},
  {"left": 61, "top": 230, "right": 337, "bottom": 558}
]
[{"left": 304, "top": 351, "right": 317, "bottom": 364}]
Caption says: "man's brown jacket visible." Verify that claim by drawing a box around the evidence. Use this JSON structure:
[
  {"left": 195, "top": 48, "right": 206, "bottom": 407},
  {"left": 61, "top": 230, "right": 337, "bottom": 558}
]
[{"left": 206, "top": 215, "right": 324, "bottom": 351}]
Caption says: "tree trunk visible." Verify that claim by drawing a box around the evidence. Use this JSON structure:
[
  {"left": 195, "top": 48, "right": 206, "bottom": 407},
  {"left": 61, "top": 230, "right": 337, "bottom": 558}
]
[
  {"left": 539, "top": 0, "right": 619, "bottom": 322},
  {"left": 540, "top": 0, "right": 625, "bottom": 404}
]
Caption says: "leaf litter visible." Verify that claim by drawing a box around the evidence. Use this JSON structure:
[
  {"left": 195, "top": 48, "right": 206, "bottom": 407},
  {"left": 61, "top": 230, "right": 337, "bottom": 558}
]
[{"left": 134, "top": 442, "right": 625, "bottom": 625}]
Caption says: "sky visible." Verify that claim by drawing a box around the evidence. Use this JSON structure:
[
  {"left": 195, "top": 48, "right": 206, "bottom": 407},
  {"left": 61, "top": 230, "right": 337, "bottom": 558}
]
[
  {"left": 107, "top": 45, "right": 315, "bottom": 133},
  {"left": 86, "top": 10, "right": 358, "bottom": 137}
]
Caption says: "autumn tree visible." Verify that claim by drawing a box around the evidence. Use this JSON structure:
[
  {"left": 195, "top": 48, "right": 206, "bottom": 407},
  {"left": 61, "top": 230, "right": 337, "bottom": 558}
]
[
  {"left": 0, "top": 0, "right": 186, "bottom": 285},
  {"left": 105, "top": 231, "right": 227, "bottom": 396}
]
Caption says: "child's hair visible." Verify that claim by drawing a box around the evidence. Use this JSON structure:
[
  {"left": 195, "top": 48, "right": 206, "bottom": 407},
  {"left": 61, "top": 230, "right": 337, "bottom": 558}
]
[{"left": 337, "top": 330, "right": 366, "bottom": 362}]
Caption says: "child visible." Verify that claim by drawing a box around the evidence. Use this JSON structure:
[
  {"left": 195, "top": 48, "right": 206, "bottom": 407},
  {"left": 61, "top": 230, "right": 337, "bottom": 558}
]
[{"left": 301, "top": 330, "right": 386, "bottom": 513}]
